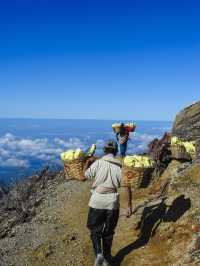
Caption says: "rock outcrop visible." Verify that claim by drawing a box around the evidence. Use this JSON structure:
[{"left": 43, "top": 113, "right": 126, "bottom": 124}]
[
  {"left": 172, "top": 101, "right": 200, "bottom": 141},
  {"left": 159, "top": 160, "right": 200, "bottom": 265},
  {"left": 0, "top": 168, "right": 65, "bottom": 240}
]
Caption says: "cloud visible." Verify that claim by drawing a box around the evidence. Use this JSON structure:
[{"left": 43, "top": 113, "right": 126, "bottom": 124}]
[
  {"left": 126, "top": 132, "right": 159, "bottom": 153},
  {"left": 133, "top": 132, "right": 159, "bottom": 142},
  {"left": 0, "top": 133, "right": 88, "bottom": 168},
  {"left": 0, "top": 148, "right": 10, "bottom": 157},
  {"left": 0, "top": 158, "right": 29, "bottom": 168},
  {"left": 151, "top": 126, "right": 172, "bottom": 131},
  {"left": 0, "top": 131, "right": 162, "bottom": 169},
  {"left": 54, "top": 137, "right": 84, "bottom": 149}
]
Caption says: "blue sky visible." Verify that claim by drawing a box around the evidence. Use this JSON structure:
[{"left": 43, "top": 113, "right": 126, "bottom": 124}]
[{"left": 0, "top": 0, "right": 199, "bottom": 121}]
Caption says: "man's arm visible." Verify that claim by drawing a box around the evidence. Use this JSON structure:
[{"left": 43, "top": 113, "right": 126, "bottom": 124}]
[
  {"left": 82, "top": 156, "right": 96, "bottom": 180},
  {"left": 116, "top": 133, "right": 119, "bottom": 142},
  {"left": 125, "top": 186, "right": 132, "bottom": 217}
]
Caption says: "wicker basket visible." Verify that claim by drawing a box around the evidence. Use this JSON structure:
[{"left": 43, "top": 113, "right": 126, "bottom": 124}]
[
  {"left": 171, "top": 145, "right": 190, "bottom": 160},
  {"left": 191, "top": 152, "right": 196, "bottom": 161},
  {"left": 122, "top": 166, "right": 145, "bottom": 189},
  {"left": 64, "top": 158, "right": 85, "bottom": 181},
  {"left": 191, "top": 141, "right": 199, "bottom": 160},
  {"left": 112, "top": 126, "right": 121, "bottom": 134}
]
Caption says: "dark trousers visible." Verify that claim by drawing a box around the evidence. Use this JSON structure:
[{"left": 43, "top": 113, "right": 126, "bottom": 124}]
[
  {"left": 120, "top": 142, "right": 127, "bottom": 157},
  {"left": 87, "top": 207, "right": 119, "bottom": 257}
]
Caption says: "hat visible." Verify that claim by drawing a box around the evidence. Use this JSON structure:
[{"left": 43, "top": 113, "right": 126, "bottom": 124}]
[{"left": 104, "top": 139, "right": 118, "bottom": 151}]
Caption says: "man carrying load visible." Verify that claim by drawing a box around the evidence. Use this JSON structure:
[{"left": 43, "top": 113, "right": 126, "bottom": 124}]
[
  {"left": 115, "top": 123, "right": 135, "bottom": 157},
  {"left": 83, "top": 140, "right": 132, "bottom": 266}
]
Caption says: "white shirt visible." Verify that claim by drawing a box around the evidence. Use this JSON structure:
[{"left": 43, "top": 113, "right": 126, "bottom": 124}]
[{"left": 85, "top": 154, "right": 122, "bottom": 210}]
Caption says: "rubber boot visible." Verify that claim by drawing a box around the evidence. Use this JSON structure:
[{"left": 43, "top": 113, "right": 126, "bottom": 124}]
[{"left": 102, "top": 235, "right": 113, "bottom": 264}]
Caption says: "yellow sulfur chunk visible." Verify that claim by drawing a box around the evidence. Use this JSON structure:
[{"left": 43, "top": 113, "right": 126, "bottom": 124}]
[
  {"left": 124, "top": 155, "right": 154, "bottom": 168},
  {"left": 74, "top": 149, "right": 84, "bottom": 160},
  {"left": 171, "top": 136, "right": 196, "bottom": 155},
  {"left": 86, "top": 144, "right": 96, "bottom": 157},
  {"left": 61, "top": 150, "right": 75, "bottom": 161},
  {"left": 60, "top": 152, "right": 66, "bottom": 161},
  {"left": 112, "top": 123, "right": 121, "bottom": 128},
  {"left": 183, "top": 142, "right": 196, "bottom": 154},
  {"left": 66, "top": 150, "right": 75, "bottom": 161},
  {"left": 171, "top": 136, "right": 179, "bottom": 145}
]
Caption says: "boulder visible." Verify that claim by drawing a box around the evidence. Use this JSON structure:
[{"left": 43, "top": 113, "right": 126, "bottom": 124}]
[{"left": 172, "top": 101, "right": 200, "bottom": 141}]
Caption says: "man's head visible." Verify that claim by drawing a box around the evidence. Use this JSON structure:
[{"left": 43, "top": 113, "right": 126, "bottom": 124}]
[{"left": 103, "top": 139, "right": 118, "bottom": 156}]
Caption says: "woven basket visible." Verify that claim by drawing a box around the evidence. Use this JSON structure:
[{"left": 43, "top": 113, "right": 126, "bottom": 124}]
[
  {"left": 191, "top": 152, "right": 196, "bottom": 161},
  {"left": 127, "top": 125, "right": 136, "bottom": 132},
  {"left": 171, "top": 145, "right": 190, "bottom": 160},
  {"left": 64, "top": 159, "right": 85, "bottom": 181},
  {"left": 122, "top": 166, "right": 145, "bottom": 189},
  {"left": 194, "top": 142, "right": 200, "bottom": 160},
  {"left": 112, "top": 126, "right": 121, "bottom": 134},
  {"left": 191, "top": 141, "right": 199, "bottom": 160}
]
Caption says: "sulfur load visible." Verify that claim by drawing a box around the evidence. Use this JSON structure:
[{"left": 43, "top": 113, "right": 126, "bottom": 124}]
[
  {"left": 60, "top": 144, "right": 96, "bottom": 162},
  {"left": 112, "top": 122, "right": 136, "bottom": 133},
  {"left": 124, "top": 155, "right": 155, "bottom": 168},
  {"left": 86, "top": 144, "right": 96, "bottom": 157},
  {"left": 171, "top": 136, "right": 196, "bottom": 155},
  {"left": 61, "top": 149, "right": 84, "bottom": 161},
  {"left": 112, "top": 122, "right": 136, "bottom": 128}
]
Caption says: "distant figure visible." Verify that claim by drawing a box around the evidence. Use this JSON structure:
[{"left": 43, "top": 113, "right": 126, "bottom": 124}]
[
  {"left": 116, "top": 123, "right": 130, "bottom": 157},
  {"left": 83, "top": 140, "right": 132, "bottom": 266}
]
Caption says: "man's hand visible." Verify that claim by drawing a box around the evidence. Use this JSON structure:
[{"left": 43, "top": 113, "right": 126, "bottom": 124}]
[
  {"left": 126, "top": 207, "right": 132, "bottom": 218},
  {"left": 85, "top": 156, "right": 96, "bottom": 169},
  {"left": 82, "top": 156, "right": 96, "bottom": 180},
  {"left": 81, "top": 176, "right": 87, "bottom": 181}
]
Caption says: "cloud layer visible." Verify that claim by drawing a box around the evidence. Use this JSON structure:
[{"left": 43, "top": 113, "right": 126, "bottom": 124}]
[
  {"left": 0, "top": 131, "right": 161, "bottom": 170},
  {"left": 0, "top": 133, "right": 62, "bottom": 168}
]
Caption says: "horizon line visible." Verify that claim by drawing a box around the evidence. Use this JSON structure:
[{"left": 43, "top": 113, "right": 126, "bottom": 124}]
[{"left": 0, "top": 116, "right": 172, "bottom": 123}]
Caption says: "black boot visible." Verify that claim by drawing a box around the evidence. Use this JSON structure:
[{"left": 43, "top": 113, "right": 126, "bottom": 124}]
[{"left": 102, "top": 235, "right": 113, "bottom": 263}]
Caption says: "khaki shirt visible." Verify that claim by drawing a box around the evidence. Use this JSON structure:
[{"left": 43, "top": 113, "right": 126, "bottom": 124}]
[{"left": 85, "top": 154, "right": 122, "bottom": 210}]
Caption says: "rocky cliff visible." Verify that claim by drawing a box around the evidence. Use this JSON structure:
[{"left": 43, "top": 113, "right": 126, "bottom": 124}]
[{"left": 172, "top": 101, "right": 200, "bottom": 141}]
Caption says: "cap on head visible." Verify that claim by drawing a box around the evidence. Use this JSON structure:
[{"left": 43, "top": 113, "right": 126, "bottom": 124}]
[{"left": 104, "top": 139, "right": 118, "bottom": 155}]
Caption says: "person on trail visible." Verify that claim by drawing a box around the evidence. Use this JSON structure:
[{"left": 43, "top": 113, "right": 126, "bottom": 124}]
[
  {"left": 83, "top": 140, "right": 132, "bottom": 266},
  {"left": 116, "top": 123, "right": 130, "bottom": 157}
]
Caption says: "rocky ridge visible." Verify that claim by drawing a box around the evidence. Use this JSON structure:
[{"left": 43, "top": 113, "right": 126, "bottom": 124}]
[{"left": 172, "top": 101, "right": 200, "bottom": 141}]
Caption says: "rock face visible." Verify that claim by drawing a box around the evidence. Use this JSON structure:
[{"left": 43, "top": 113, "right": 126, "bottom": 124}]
[
  {"left": 163, "top": 161, "right": 200, "bottom": 265},
  {"left": 172, "top": 101, "right": 200, "bottom": 141}
]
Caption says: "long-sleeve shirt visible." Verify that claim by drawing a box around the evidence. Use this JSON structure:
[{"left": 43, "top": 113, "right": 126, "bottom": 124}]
[
  {"left": 116, "top": 130, "right": 129, "bottom": 145},
  {"left": 85, "top": 154, "right": 122, "bottom": 210}
]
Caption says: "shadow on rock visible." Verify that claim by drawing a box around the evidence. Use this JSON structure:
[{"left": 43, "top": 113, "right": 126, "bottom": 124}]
[
  {"left": 113, "top": 195, "right": 191, "bottom": 266},
  {"left": 164, "top": 195, "right": 191, "bottom": 222},
  {"left": 139, "top": 168, "right": 155, "bottom": 188}
]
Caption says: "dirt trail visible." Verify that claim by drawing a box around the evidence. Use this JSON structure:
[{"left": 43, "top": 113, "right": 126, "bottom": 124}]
[{"left": 28, "top": 180, "right": 179, "bottom": 266}]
